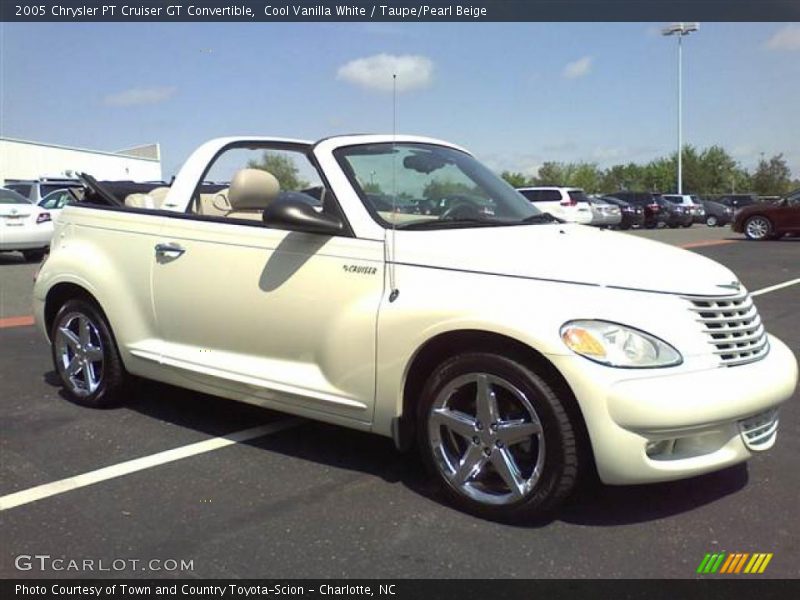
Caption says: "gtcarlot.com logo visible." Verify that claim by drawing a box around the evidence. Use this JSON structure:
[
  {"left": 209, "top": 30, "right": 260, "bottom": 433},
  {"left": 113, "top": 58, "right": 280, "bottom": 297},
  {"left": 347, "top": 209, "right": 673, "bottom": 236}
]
[{"left": 697, "top": 552, "right": 773, "bottom": 574}]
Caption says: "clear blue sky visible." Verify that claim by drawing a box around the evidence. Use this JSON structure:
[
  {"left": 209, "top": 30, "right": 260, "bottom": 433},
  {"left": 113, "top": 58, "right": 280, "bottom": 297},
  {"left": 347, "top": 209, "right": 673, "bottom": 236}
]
[{"left": 2, "top": 22, "right": 798, "bottom": 179}]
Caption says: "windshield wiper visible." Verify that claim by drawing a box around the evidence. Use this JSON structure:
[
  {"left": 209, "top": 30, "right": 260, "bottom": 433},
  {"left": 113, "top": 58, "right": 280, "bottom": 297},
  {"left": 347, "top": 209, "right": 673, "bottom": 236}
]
[
  {"left": 398, "top": 218, "right": 510, "bottom": 230},
  {"left": 520, "top": 213, "right": 562, "bottom": 224}
]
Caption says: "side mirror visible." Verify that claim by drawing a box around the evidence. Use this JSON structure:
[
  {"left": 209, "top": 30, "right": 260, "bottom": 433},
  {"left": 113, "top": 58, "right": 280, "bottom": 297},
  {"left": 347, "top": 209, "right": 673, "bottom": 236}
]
[{"left": 262, "top": 196, "right": 344, "bottom": 235}]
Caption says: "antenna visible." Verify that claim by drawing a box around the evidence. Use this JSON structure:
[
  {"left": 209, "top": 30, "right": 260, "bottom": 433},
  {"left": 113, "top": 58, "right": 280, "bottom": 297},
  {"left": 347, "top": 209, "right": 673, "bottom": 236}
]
[{"left": 388, "top": 73, "right": 399, "bottom": 302}]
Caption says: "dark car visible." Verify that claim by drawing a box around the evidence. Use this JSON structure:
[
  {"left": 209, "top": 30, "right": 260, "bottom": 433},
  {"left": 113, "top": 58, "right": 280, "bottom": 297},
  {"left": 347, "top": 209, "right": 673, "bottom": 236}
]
[
  {"left": 609, "top": 191, "right": 663, "bottom": 228},
  {"left": 701, "top": 199, "right": 734, "bottom": 227},
  {"left": 655, "top": 197, "right": 693, "bottom": 228},
  {"left": 600, "top": 195, "right": 645, "bottom": 229},
  {"left": 732, "top": 188, "right": 800, "bottom": 240},
  {"left": 717, "top": 194, "right": 759, "bottom": 211}
]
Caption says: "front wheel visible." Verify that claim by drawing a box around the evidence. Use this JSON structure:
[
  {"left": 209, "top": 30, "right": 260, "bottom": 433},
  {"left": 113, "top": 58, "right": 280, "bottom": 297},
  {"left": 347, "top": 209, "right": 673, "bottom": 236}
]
[
  {"left": 51, "top": 299, "right": 132, "bottom": 407},
  {"left": 417, "top": 353, "right": 580, "bottom": 522},
  {"left": 744, "top": 216, "right": 773, "bottom": 241},
  {"left": 706, "top": 215, "right": 718, "bottom": 227}
]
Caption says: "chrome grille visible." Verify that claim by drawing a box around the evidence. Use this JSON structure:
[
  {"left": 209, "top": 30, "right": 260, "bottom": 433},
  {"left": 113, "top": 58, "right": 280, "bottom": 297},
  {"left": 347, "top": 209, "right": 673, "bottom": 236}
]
[
  {"left": 738, "top": 409, "right": 779, "bottom": 451},
  {"left": 684, "top": 292, "right": 769, "bottom": 366}
]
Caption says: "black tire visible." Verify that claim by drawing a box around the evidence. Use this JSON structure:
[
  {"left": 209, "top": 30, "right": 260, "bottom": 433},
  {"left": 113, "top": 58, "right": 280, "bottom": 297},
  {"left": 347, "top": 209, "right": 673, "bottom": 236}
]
[
  {"left": 668, "top": 223, "right": 679, "bottom": 229},
  {"left": 682, "top": 222, "right": 692, "bottom": 228},
  {"left": 416, "top": 352, "right": 580, "bottom": 522},
  {"left": 743, "top": 215, "right": 773, "bottom": 241},
  {"left": 22, "top": 249, "right": 46, "bottom": 262},
  {"left": 50, "top": 298, "right": 131, "bottom": 408},
  {"left": 705, "top": 215, "right": 718, "bottom": 227}
]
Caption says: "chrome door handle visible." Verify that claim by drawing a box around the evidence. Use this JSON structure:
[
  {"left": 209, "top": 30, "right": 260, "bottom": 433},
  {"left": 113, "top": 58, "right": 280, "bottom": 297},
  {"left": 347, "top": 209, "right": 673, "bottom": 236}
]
[{"left": 155, "top": 242, "right": 185, "bottom": 257}]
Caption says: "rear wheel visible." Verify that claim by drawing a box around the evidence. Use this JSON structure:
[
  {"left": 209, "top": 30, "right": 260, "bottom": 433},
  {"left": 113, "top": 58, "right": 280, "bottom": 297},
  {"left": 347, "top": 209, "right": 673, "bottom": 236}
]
[
  {"left": 417, "top": 353, "right": 580, "bottom": 522},
  {"left": 744, "top": 216, "right": 773, "bottom": 241},
  {"left": 51, "top": 299, "right": 131, "bottom": 407}
]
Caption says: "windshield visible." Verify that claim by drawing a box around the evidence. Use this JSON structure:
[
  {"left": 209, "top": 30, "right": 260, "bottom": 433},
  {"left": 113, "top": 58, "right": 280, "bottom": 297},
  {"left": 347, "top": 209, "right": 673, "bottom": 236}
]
[
  {"left": 0, "top": 188, "right": 31, "bottom": 204},
  {"left": 334, "top": 143, "right": 543, "bottom": 229}
]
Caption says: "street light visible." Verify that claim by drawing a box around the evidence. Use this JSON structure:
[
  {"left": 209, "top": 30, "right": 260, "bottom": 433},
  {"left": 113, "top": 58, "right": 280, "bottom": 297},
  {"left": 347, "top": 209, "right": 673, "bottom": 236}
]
[{"left": 662, "top": 22, "right": 699, "bottom": 195}]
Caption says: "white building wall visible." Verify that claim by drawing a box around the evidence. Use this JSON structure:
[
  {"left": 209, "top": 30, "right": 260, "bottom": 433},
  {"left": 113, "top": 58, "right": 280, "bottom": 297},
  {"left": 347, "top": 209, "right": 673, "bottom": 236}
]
[{"left": 0, "top": 138, "right": 162, "bottom": 184}]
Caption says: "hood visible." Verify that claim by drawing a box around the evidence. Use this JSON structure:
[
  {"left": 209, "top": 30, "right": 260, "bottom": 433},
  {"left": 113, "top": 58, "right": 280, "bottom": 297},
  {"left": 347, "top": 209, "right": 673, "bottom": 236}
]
[{"left": 393, "top": 224, "right": 739, "bottom": 296}]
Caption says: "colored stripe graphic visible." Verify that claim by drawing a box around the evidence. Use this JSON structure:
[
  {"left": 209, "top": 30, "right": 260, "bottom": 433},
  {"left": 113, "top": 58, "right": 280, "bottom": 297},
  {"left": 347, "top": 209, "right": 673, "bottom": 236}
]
[{"left": 701, "top": 552, "right": 773, "bottom": 574}]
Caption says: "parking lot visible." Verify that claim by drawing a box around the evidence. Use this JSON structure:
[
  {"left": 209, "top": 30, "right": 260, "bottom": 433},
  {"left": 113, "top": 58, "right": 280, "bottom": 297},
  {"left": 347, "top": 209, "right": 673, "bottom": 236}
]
[{"left": 1, "top": 226, "right": 798, "bottom": 579}]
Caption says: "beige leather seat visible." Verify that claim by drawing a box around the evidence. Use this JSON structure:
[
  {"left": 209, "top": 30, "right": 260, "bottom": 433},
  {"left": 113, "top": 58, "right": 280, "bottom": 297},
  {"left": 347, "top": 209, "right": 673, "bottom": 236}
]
[
  {"left": 148, "top": 186, "right": 170, "bottom": 209},
  {"left": 225, "top": 169, "right": 280, "bottom": 221},
  {"left": 199, "top": 188, "right": 231, "bottom": 216},
  {"left": 124, "top": 193, "right": 156, "bottom": 209}
]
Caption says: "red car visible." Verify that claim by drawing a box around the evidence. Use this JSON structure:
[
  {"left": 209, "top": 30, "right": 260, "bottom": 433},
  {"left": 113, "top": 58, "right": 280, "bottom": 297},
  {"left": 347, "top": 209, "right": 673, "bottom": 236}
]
[{"left": 733, "top": 189, "right": 800, "bottom": 240}]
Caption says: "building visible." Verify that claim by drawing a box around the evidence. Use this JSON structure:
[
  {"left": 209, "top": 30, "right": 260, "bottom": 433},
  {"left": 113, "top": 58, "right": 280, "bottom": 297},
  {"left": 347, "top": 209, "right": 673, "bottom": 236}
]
[{"left": 0, "top": 137, "right": 162, "bottom": 185}]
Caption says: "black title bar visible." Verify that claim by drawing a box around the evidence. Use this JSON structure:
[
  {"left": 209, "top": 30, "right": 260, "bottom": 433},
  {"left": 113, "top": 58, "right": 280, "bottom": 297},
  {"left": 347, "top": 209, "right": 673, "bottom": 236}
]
[{"left": 3, "top": 1, "right": 800, "bottom": 22}]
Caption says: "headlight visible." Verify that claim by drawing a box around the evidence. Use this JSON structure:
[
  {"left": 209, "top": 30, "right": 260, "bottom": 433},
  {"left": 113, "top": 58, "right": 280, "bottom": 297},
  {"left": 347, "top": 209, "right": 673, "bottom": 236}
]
[{"left": 560, "top": 320, "right": 682, "bottom": 368}]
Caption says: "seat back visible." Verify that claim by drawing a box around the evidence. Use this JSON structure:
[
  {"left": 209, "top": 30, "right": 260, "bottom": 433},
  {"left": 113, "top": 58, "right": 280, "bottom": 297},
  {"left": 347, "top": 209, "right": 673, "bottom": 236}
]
[{"left": 199, "top": 188, "right": 231, "bottom": 216}]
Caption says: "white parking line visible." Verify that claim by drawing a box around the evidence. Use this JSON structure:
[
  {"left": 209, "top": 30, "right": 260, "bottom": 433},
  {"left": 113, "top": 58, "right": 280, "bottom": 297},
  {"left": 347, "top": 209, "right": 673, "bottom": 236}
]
[
  {"left": 751, "top": 278, "right": 800, "bottom": 297},
  {"left": 0, "top": 419, "right": 301, "bottom": 512}
]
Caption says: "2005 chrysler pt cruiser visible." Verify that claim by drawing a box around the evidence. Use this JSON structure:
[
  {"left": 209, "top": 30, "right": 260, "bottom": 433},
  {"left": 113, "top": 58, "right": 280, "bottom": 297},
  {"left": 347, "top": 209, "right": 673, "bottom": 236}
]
[{"left": 33, "top": 135, "right": 798, "bottom": 521}]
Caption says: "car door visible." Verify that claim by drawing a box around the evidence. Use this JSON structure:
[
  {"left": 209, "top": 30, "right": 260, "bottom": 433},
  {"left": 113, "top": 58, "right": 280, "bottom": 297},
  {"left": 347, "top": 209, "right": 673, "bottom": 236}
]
[
  {"left": 783, "top": 195, "right": 800, "bottom": 231},
  {"left": 150, "top": 209, "right": 384, "bottom": 424}
]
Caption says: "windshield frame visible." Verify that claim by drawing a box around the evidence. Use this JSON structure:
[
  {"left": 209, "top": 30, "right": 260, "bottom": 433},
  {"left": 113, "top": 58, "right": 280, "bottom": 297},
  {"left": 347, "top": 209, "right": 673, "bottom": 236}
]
[{"left": 333, "top": 142, "right": 543, "bottom": 230}]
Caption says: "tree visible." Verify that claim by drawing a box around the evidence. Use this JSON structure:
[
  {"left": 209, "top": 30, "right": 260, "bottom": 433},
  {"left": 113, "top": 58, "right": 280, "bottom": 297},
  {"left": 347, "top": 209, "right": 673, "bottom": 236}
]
[
  {"left": 247, "top": 151, "right": 308, "bottom": 190},
  {"left": 422, "top": 179, "right": 479, "bottom": 200},
  {"left": 751, "top": 154, "right": 792, "bottom": 196},
  {"left": 500, "top": 171, "right": 530, "bottom": 188}
]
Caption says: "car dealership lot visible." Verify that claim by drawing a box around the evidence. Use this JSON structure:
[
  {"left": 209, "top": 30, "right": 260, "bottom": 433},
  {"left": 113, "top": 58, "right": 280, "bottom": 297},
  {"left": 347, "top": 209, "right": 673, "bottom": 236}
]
[{"left": 1, "top": 228, "right": 798, "bottom": 579}]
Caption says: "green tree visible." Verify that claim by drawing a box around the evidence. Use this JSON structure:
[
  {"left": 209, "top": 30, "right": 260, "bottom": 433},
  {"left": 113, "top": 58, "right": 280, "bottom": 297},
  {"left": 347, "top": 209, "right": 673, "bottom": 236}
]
[
  {"left": 422, "top": 179, "right": 480, "bottom": 200},
  {"left": 247, "top": 151, "right": 308, "bottom": 190},
  {"left": 362, "top": 182, "right": 384, "bottom": 194},
  {"left": 751, "top": 154, "right": 792, "bottom": 196},
  {"left": 500, "top": 171, "right": 530, "bottom": 188}
]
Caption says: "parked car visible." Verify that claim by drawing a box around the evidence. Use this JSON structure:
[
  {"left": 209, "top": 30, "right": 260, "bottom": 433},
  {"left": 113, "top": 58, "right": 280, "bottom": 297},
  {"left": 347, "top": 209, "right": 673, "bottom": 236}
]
[
  {"left": 38, "top": 188, "right": 81, "bottom": 220},
  {"left": 717, "top": 194, "right": 759, "bottom": 211},
  {"left": 516, "top": 186, "right": 593, "bottom": 224},
  {"left": 4, "top": 177, "right": 82, "bottom": 204},
  {"left": 655, "top": 197, "right": 694, "bottom": 228},
  {"left": 588, "top": 198, "right": 622, "bottom": 228},
  {"left": 701, "top": 200, "right": 734, "bottom": 227},
  {"left": 732, "top": 188, "right": 800, "bottom": 240},
  {"left": 662, "top": 194, "right": 705, "bottom": 224},
  {"left": 600, "top": 196, "right": 645, "bottom": 229},
  {"left": 33, "top": 135, "right": 798, "bottom": 522},
  {"left": 610, "top": 191, "right": 663, "bottom": 228},
  {"left": 0, "top": 187, "right": 53, "bottom": 261}
]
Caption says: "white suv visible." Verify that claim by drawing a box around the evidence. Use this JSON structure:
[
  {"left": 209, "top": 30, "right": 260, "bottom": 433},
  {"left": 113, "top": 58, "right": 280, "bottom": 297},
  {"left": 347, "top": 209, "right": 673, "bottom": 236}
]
[
  {"left": 663, "top": 194, "right": 706, "bottom": 223},
  {"left": 516, "top": 186, "right": 593, "bottom": 224}
]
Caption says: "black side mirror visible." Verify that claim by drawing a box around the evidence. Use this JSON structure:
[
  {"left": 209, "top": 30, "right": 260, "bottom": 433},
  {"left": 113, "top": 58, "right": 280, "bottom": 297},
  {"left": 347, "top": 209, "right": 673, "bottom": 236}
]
[{"left": 262, "top": 196, "right": 344, "bottom": 235}]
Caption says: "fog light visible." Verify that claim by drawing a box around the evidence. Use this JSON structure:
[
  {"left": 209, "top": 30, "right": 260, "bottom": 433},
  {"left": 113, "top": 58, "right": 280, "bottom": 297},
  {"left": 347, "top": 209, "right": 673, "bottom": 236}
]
[{"left": 646, "top": 439, "right": 675, "bottom": 458}]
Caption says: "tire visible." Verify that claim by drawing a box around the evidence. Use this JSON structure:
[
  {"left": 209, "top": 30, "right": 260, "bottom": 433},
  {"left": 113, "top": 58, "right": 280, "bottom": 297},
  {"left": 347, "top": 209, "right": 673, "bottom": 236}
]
[
  {"left": 682, "top": 222, "right": 692, "bottom": 228},
  {"left": 50, "top": 299, "right": 131, "bottom": 408},
  {"left": 22, "top": 249, "right": 46, "bottom": 262},
  {"left": 668, "top": 223, "right": 679, "bottom": 229},
  {"left": 417, "top": 352, "right": 580, "bottom": 522},
  {"left": 705, "top": 215, "right": 718, "bottom": 227},
  {"left": 744, "top": 216, "right": 773, "bottom": 241}
]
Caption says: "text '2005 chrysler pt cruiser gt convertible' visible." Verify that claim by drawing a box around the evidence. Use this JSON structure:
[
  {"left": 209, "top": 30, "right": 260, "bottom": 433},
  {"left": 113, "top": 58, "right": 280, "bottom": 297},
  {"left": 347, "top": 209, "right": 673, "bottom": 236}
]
[{"left": 33, "top": 135, "right": 798, "bottom": 521}]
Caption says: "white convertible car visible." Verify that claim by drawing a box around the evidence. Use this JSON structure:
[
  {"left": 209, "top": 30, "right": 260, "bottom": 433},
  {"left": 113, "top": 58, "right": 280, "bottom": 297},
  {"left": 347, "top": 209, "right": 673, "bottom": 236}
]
[{"left": 33, "top": 135, "right": 798, "bottom": 521}]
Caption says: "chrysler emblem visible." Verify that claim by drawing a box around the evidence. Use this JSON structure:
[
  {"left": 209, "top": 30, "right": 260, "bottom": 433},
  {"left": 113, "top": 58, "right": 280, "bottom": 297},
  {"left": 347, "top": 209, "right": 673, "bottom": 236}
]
[{"left": 717, "top": 281, "right": 741, "bottom": 291}]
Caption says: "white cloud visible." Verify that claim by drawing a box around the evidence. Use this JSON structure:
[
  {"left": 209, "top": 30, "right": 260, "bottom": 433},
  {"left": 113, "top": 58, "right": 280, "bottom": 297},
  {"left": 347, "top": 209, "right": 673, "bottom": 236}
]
[
  {"left": 337, "top": 54, "right": 434, "bottom": 93},
  {"left": 103, "top": 86, "right": 177, "bottom": 107},
  {"left": 765, "top": 24, "right": 800, "bottom": 51},
  {"left": 562, "top": 56, "right": 593, "bottom": 79}
]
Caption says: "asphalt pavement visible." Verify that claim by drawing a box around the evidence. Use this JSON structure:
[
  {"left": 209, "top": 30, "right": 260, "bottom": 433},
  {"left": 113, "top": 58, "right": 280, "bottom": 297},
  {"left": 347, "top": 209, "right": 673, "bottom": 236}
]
[{"left": 1, "top": 227, "right": 798, "bottom": 579}]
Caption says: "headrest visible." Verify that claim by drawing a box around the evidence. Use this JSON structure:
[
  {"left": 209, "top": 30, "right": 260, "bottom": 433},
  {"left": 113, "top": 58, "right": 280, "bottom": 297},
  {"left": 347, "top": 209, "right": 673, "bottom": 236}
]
[{"left": 228, "top": 169, "right": 280, "bottom": 210}]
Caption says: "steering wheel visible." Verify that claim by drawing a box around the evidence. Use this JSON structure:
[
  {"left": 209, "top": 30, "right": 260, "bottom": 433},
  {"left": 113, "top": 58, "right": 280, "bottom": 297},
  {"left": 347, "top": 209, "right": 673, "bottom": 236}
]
[{"left": 440, "top": 200, "right": 481, "bottom": 220}]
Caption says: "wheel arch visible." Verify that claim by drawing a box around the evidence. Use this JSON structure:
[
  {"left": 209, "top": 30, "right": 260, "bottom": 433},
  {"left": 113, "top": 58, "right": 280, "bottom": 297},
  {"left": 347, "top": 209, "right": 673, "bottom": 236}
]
[
  {"left": 395, "top": 329, "right": 594, "bottom": 474},
  {"left": 44, "top": 282, "right": 105, "bottom": 341}
]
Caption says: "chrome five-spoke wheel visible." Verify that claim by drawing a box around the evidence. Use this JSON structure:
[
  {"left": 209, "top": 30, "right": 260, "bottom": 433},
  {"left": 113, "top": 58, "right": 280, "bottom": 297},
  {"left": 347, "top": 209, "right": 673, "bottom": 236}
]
[
  {"left": 51, "top": 298, "right": 130, "bottom": 407},
  {"left": 55, "top": 312, "right": 105, "bottom": 397},
  {"left": 419, "top": 353, "right": 581, "bottom": 521},
  {"left": 429, "top": 372, "right": 546, "bottom": 505}
]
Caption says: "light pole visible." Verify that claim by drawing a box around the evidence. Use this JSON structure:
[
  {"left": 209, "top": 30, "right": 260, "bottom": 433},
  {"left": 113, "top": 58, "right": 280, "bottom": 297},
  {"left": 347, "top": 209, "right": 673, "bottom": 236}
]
[{"left": 662, "top": 22, "right": 699, "bottom": 195}]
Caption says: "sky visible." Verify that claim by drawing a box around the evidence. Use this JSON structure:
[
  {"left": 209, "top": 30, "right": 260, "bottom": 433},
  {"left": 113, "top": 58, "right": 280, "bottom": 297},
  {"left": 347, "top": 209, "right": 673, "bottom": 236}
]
[{"left": 1, "top": 22, "right": 799, "bottom": 179}]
